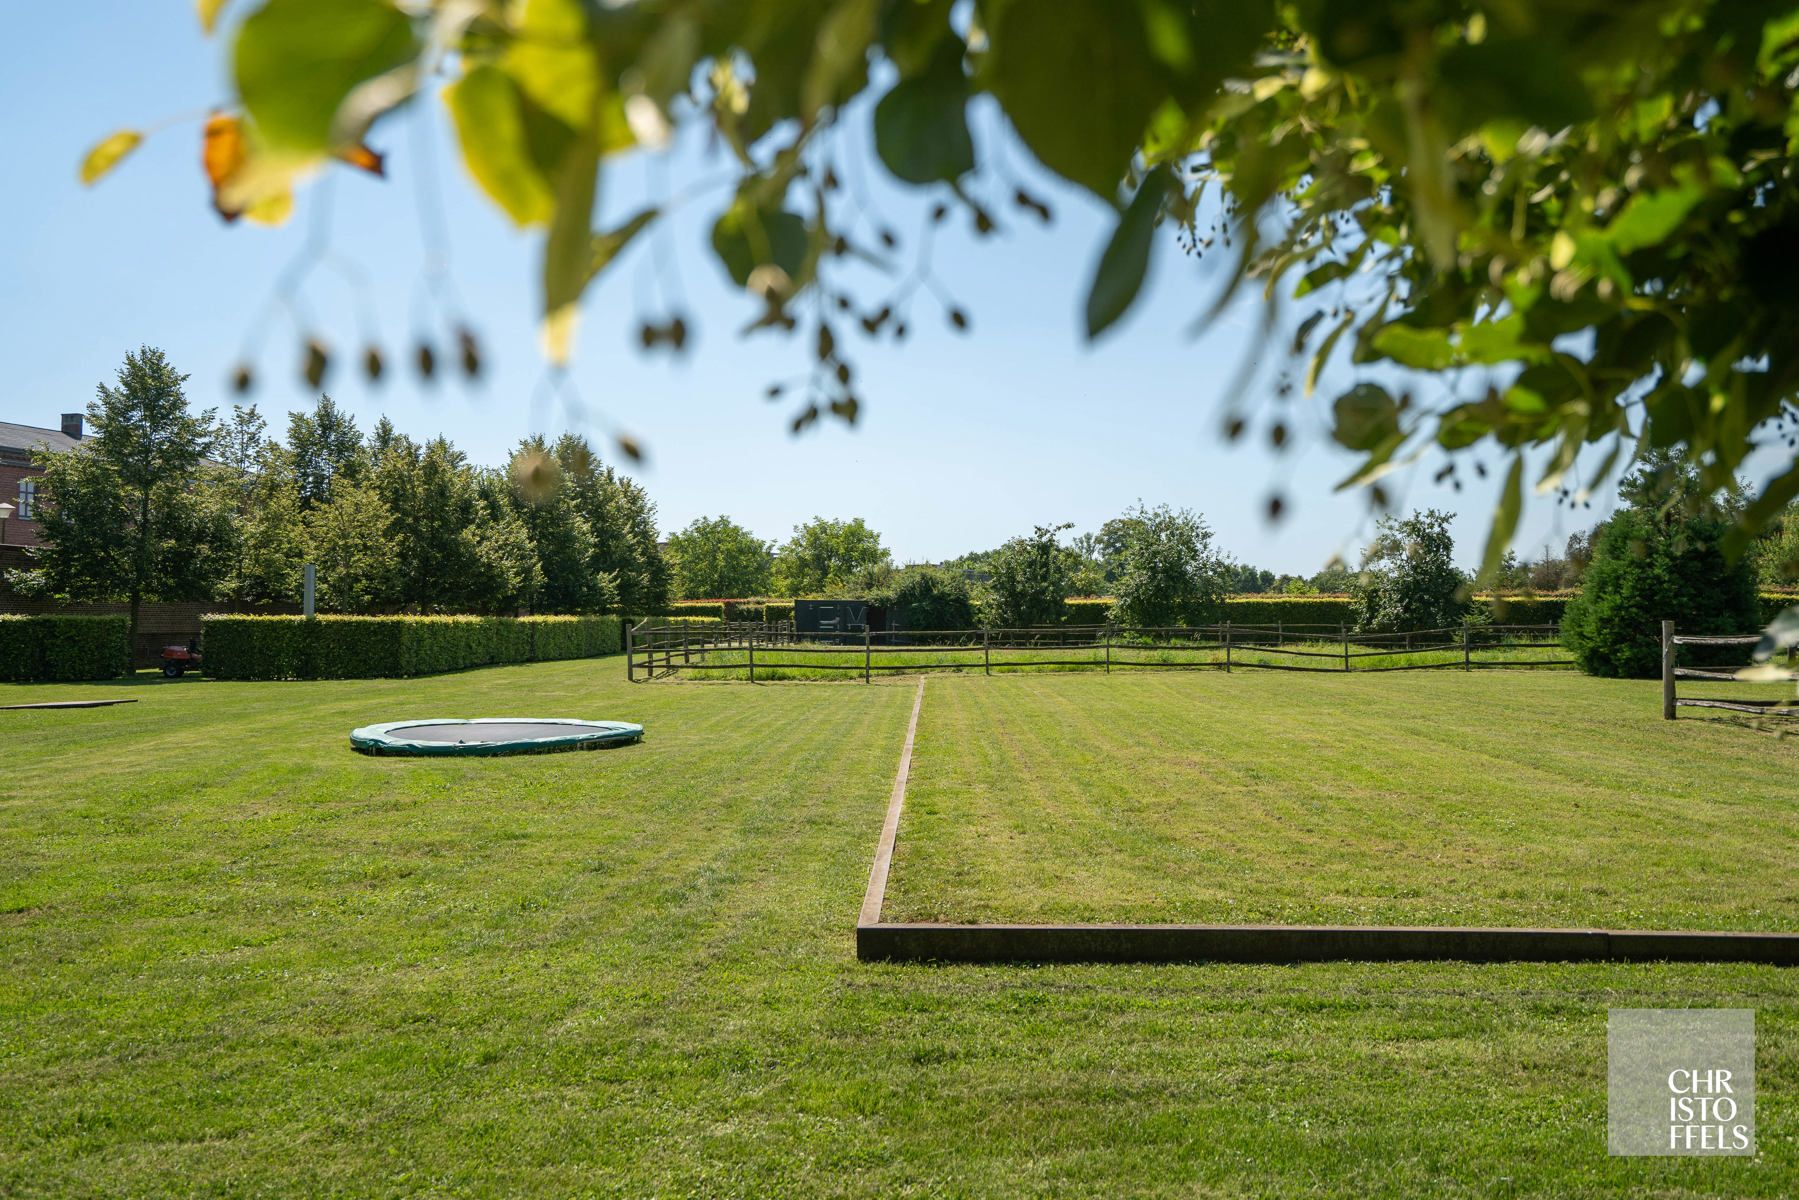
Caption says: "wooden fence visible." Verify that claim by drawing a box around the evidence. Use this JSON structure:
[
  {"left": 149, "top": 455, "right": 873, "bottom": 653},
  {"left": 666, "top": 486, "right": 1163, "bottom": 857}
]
[
  {"left": 1660, "top": 620, "right": 1799, "bottom": 719},
  {"left": 626, "top": 620, "right": 1568, "bottom": 682}
]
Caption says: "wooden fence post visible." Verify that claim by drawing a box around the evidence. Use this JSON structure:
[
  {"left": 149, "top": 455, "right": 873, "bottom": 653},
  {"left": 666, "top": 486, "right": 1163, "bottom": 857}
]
[
  {"left": 683, "top": 628, "right": 690, "bottom": 667},
  {"left": 1224, "top": 621, "right": 1232, "bottom": 673},
  {"left": 1104, "top": 625, "right": 1111, "bottom": 673},
  {"left": 983, "top": 626, "right": 991, "bottom": 676},
  {"left": 1341, "top": 622, "right": 1349, "bottom": 672},
  {"left": 1462, "top": 619, "right": 1470, "bottom": 671},
  {"left": 748, "top": 629, "right": 756, "bottom": 684},
  {"left": 864, "top": 625, "right": 871, "bottom": 684},
  {"left": 1662, "top": 620, "right": 1676, "bottom": 720},
  {"left": 627, "top": 622, "right": 635, "bottom": 682}
]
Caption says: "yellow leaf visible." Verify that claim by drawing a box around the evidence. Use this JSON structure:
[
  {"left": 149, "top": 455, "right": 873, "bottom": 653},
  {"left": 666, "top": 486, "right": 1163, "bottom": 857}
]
[
  {"left": 80, "top": 130, "right": 143, "bottom": 186},
  {"left": 242, "top": 186, "right": 295, "bottom": 226},
  {"left": 197, "top": 0, "right": 230, "bottom": 34}
]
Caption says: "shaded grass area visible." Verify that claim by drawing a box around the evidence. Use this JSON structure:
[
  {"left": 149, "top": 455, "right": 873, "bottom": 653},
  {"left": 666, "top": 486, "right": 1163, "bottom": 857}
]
[
  {"left": 2, "top": 662, "right": 1795, "bottom": 1196},
  {"left": 885, "top": 671, "right": 1799, "bottom": 932},
  {"left": 656, "top": 637, "right": 1569, "bottom": 681}
]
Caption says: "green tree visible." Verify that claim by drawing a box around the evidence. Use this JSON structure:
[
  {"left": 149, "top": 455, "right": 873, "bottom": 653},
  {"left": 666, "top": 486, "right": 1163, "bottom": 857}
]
[
  {"left": 227, "top": 457, "right": 307, "bottom": 605},
  {"left": 498, "top": 445, "right": 609, "bottom": 613},
  {"left": 53, "top": 347, "right": 218, "bottom": 640},
  {"left": 774, "top": 517, "right": 889, "bottom": 596},
  {"left": 666, "top": 516, "right": 774, "bottom": 600},
  {"left": 1109, "top": 504, "right": 1230, "bottom": 627},
  {"left": 1562, "top": 458, "right": 1760, "bottom": 677},
  {"left": 305, "top": 480, "right": 398, "bottom": 614},
  {"left": 874, "top": 565, "right": 976, "bottom": 631},
  {"left": 288, "top": 395, "right": 366, "bottom": 509},
  {"left": 463, "top": 507, "right": 544, "bottom": 616},
  {"left": 553, "top": 435, "right": 669, "bottom": 613},
  {"left": 1353, "top": 510, "right": 1469, "bottom": 634},
  {"left": 983, "top": 524, "right": 1073, "bottom": 627},
  {"left": 372, "top": 436, "right": 483, "bottom": 611}
]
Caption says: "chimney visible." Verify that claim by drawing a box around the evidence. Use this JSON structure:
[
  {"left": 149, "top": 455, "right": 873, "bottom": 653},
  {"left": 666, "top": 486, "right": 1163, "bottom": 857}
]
[{"left": 61, "top": 413, "right": 83, "bottom": 440}]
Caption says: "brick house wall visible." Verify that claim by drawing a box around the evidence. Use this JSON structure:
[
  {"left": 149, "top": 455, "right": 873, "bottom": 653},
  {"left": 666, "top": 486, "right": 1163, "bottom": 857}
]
[{"left": 0, "top": 459, "right": 45, "bottom": 549}]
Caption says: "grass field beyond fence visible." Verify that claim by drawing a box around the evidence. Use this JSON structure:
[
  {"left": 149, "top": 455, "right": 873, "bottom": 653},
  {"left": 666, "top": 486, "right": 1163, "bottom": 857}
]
[
  {"left": 4, "top": 662, "right": 1796, "bottom": 1196},
  {"left": 883, "top": 671, "right": 1799, "bottom": 933}
]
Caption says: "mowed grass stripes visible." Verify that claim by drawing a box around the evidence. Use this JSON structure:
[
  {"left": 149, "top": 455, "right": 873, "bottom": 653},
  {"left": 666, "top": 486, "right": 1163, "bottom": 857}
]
[
  {"left": 4, "top": 662, "right": 1798, "bottom": 1196},
  {"left": 884, "top": 670, "right": 1799, "bottom": 931}
]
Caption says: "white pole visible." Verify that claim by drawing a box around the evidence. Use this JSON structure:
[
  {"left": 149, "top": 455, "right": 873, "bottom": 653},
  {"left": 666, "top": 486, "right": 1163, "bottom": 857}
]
[{"left": 303, "top": 563, "right": 316, "bottom": 619}]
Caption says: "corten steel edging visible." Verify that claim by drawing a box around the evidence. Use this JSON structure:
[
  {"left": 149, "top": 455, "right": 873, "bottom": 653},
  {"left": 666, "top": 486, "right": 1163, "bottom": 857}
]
[{"left": 855, "top": 922, "right": 1799, "bottom": 965}]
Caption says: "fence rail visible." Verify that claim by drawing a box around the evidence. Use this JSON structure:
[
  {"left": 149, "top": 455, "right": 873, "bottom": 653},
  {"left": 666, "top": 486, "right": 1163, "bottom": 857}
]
[
  {"left": 1661, "top": 620, "right": 1799, "bottom": 719},
  {"left": 626, "top": 619, "right": 1569, "bottom": 682}
]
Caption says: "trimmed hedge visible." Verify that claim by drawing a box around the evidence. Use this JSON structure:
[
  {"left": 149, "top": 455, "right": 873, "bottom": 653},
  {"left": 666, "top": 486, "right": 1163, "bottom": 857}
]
[
  {"left": 1065, "top": 594, "right": 1572, "bottom": 628},
  {"left": 1761, "top": 592, "right": 1799, "bottom": 624},
  {"left": 201, "top": 614, "right": 622, "bottom": 680},
  {"left": 0, "top": 615, "right": 132, "bottom": 682}
]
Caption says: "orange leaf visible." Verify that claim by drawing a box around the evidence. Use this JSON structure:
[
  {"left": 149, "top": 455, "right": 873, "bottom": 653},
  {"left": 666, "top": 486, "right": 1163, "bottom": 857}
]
[
  {"left": 334, "top": 143, "right": 385, "bottom": 177},
  {"left": 202, "top": 112, "right": 247, "bottom": 222}
]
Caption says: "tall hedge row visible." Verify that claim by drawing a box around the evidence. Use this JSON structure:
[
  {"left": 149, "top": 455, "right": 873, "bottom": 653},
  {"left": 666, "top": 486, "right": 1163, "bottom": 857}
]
[
  {"left": 0, "top": 615, "right": 133, "bottom": 682},
  {"left": 201, "top": 615, "right": 622, "bottom": 680}
]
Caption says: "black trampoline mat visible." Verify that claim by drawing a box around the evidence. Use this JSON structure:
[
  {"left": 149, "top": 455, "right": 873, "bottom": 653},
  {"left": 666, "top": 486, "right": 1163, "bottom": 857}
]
[{"left": 397, "top": 721, "right": 607, "bottom": 743}]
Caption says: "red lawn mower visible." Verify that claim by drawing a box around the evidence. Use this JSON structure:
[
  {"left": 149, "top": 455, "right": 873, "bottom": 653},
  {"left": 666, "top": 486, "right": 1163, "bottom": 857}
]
[{"left": 160, "top": 641, "right": 202, "bottom": 677}]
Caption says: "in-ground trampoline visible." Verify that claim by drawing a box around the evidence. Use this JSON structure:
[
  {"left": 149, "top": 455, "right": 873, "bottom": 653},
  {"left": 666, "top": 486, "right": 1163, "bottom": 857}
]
[{"left": 350, "top": 717, "right": 643, "bottom": 757}]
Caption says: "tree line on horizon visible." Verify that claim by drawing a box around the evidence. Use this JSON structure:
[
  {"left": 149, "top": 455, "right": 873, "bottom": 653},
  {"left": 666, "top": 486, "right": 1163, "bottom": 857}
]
[{"left": 5, "top": 348, "right": 667, "bottom": 639}]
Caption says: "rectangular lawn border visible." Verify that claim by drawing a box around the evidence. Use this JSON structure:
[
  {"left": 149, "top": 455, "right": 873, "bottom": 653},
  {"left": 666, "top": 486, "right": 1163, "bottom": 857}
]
[{"left": 855, "top": 679, "right": 1799, "bottom": 966}]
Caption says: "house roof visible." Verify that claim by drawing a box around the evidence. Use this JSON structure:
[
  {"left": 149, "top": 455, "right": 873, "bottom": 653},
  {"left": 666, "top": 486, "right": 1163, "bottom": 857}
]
[{"left": 0, "top": 420, "right": 81, "bottom": 465}]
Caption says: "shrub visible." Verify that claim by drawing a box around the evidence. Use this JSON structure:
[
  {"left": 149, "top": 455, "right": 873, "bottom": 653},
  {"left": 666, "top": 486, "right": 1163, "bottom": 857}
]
[
  {"left": 1220, "top": 595, "right": 1357, "bottom": 628},
  {"left": 201, "top": 614, "right": 620, "bottom": 680},
  {"left": 874, "top": 566, "right": 976, "bottom": 630},
  {"left": 1481, "top": 594, "right": 1572, "bottom": 625},
  {"left": 1064, "top": 598, "right": 1113, "bottom": 625},
  {"left": 983, "top": 525, "right": 1072, "bottom": 627},
  {"left": 1561, "top": 508, "right": 1759, "bottom": 678},
  {"left": 0, "top": 615, "right": 132, "bottom": 682}
]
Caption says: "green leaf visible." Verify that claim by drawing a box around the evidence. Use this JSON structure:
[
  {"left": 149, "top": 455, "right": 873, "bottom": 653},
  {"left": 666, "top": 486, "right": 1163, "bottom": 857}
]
[
  {"left": 1084, "top": 166, "right": 1171, "bottom": 339},
  {"left": 503, "top": 0, "right": 598, "bottom": 133},
  {"left": 1604, "top": 184, "right": 1703, "bottom": 254},
  {"left": 1293, "top": 258, "right": 1350, "bottom": 298},
  {"left": 1331, "top": 383, "right": 1399, "bottom": 452},
  {"left": 710, "top": 199, "right": 810, "bottom": 290},
  {"left": 233, "top": 0, "right": 418, "bottom": 156},
  {"left": 1456, "top": 314, "right": 1544, "bottom": 365},
  {"left": 1370, "top": 323, "right": 1454, "bottom": 370},
  {"left": 985, "top": 0, "right": 1162, "bottom": 198},
  {"left": 540, "top": 132, "right": 601, "bottom": 365},
  {"left": 873, "top": 68, "right": 974, "bottom": 185},
  {"left": 1477, "top": 457, "right": 1524, "bottom": 585},
  {"left": 79, "top": 130, "right": 143, "bottom": 185},
  {"left": 805, "top": 0, "right": 879, "bottom": 118},
  {"left": 447, "top": 65, "right": 559, "bottom": 227},
  {"left": 588, "top": 207, "right": 659, "bottom": 286},
  {"left": 1440, "top": 37, "right": 1593, "bottom": 134},
  {"left": 1305, "top": 313, "right": 1354, "bottom": 397}
]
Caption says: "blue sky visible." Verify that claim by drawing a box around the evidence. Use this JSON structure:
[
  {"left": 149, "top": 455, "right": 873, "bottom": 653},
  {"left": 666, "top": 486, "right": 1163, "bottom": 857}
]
[{"left": 0, "top": 5, "right": 1696, "bottom": 574}]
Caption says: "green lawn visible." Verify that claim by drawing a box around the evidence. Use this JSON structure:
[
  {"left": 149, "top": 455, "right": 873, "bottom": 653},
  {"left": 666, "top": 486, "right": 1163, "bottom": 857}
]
[
  {"left": 885, "top": 670, "right": 1799, "bottom": 930},
  {"left": 4, "top": 661, "right": 1796, "bottom": 1196}
]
